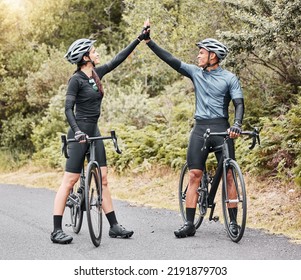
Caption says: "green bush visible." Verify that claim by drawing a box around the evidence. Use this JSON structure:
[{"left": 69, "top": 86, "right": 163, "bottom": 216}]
[
  {"left": 103, "top": 79, "right": 194, "bottom": 172},
  {"left": 236, "top": 96, "right": 301, "bottom": 187},
  {"left": 25, "top": 46, "right": 73, "bottom": 109},
  {"left": 102, "top": 80, "right": 155, "bottom": 129},
  {"left": 31, "top": 86, "right": 68, "bottom": 167},
  {"left": 0, "top": 112, "right": 40, "bottom": 153},
  {"left": 0, "top": 149, "right": 28, "bottom": 172}
]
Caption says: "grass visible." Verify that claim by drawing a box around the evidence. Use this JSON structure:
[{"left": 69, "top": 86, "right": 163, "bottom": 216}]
[{"left": 0, "top": 163, "right": 300, "bottom": 243}]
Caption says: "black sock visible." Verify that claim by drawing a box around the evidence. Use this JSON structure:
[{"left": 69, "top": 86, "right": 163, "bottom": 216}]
[
  {"left": 106, "top": 211, "right": 118, "bottom": 227},
  {"left": 228, "top": 208, "right": 238, "bottom": 222},
  {"left": 186, "top": 208, "right": 196, "bottom": 223},
  {"left": 53, "top": 215, "right": 62, "bottom": 232}
]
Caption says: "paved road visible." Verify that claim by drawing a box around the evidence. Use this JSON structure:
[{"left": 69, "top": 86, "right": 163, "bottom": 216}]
[{"left": 0, "top": 183, "right": 300, "bottom": 260}]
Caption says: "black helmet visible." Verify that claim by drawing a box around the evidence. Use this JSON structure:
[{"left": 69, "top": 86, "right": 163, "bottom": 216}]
[
  {"left": 64, "top": 38, "right": 96, "bottom": 64},
  {"left": 196, "top": 38, "right": 229, "bottom": 60}
]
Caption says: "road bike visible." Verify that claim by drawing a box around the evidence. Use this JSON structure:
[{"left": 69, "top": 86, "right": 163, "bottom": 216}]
[
  {"left": 178, "top": 128, "right": 260, "bottom": 242},
  {"left": 61, "top": 131, "right": 121, "bottom": 247}
]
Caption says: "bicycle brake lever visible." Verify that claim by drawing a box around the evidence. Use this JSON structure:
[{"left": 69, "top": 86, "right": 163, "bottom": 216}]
[
  {"left": 110, "top": 130, "right": 122, "bottom": 154},
  {"left": 248, "top": 127, "right": 260, "bottom": 150},
  {"left": 257, "top": 135, "right": 261, "bottom": 146},
  {"left": 255, "top": 127, "right": 261, "bottom": 146},
  {"left": 248, "top": 135, "right": 256, "bottom": 150},
  {"left": 61, "top": 135, "right": 70, "bottom": 158}
]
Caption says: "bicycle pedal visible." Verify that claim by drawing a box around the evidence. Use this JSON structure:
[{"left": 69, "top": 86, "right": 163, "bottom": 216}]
[
  {"left": 65, "top": 223, "right": 72, "bottom": 227},
  {"left": 208, "top": 203, "right": 216, "bottom": 221},
  {"left": 213, "top": 216, "right": 219, "bottom": 222}
]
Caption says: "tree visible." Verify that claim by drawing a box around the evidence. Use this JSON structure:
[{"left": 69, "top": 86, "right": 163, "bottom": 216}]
[
  {"left": 217, "top": 0, "right": 301, "bottom": 185},
  {"left": 122, "top": 0, "right": 230, "bottom": 96},
  {"left": 218, "top": 0, "right": 301, "bottom": 99},
  {"left": 26, "top": 0, "right": 124, "bottom": 50}
]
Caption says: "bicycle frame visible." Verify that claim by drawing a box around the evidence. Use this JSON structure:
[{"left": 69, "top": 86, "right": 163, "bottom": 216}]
[
  {"left": 204, "top": 137, "right": 238, "bottom": 221},
  {"left": 179, "top": 127, "right": 260, "bottom": 242},
  {"left": 204, "top": 128, "right": 259, "bottom": 201},
  {"left": 61, "top": 130, "right": 121, "bottom": 247},
  {"left": 205, "top": 145, "right": 225, "bottom": 220}
]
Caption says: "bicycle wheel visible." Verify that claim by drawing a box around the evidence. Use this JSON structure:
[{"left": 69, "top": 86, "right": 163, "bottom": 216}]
[
  {"left": 68, "top": 179, "right": 84, "bottom": 234},
  {"left": 222, "top": 159, "right": 246, "bottom": 242},
  {"left": 178, "top": 162, "right": 204, "bottom": 229},
  {"left": 85, "top": 162, "right": 102, "bottom": 247}
]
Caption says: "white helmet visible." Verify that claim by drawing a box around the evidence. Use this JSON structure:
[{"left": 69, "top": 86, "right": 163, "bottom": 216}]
[
  {"left": 196, "top": 38, "right": 229, "bottom": 60},
  {"left": 64, "top": 38, "right": 96, "bottom": 64}
]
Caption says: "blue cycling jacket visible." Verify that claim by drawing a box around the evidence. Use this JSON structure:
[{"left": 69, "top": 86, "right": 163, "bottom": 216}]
[{"left": 147, "top": 40, "right": 244, "bottom": 121}]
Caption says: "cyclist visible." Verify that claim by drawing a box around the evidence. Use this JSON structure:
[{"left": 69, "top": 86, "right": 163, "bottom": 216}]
[
  {"left": 51, "top": 24, "right": 150, "bottom": 244},
  {"left": 143, "top": 21, "right": 244, "bottom": 238}
]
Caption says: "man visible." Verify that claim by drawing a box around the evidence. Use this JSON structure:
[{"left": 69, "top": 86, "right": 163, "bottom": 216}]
[{"left": 144, "top": 22, "right": 244, "bottom": 238}]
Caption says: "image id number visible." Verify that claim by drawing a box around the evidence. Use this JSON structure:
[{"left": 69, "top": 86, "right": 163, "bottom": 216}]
[{"left": 167, "top": 266, "right": 227, "bottom": 276}]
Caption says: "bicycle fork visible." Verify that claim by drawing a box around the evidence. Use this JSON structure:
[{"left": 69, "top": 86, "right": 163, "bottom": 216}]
[{"left": 222, "top": 159, "right": 241, "bottom": 204}]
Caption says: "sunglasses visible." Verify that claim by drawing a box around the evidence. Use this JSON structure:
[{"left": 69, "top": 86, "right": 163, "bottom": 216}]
[{"left": 88, "top": 78, "right": 98, "bottom": 91}]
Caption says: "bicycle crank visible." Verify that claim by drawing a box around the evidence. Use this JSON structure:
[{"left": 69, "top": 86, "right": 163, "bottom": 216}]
[
  {"left": 212, "top": 216, "right": 219, "bottom": 222},
  {"left": 208, "top": 203, "right": 219, "bottom": 222}
]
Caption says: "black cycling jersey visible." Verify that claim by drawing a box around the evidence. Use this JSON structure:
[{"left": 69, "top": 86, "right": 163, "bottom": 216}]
[
  {"left": 64, "top": 39, "right": 140, "bottom": 173},
  {"left": 65, "top": 39, "right": 140, "bottom": 133}
]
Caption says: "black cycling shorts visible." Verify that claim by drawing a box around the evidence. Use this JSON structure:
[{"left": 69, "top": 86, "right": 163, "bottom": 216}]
[
  {"left": 65, "top": 121, "right": 106, "bottom": 173},
  {"left": 187, "top": 118, "right": 235, "bottom": 171}
]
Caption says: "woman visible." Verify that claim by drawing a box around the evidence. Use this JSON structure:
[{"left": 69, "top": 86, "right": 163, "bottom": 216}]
[{"left": 51, "top": 26, "right": 149, "bottom": 244}]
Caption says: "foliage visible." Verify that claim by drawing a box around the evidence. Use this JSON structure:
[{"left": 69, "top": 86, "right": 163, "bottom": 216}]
[
  {"left": 1, "top": 112, "right": 39, "bottom": 153},
  {"left": 0, "top": 0, "right": 301, "bottom": 191},
  {"left": 0, "top": 40, "right": 71, "bottom": 152},
  {"left": 26, "top": 0, "right": 124, "bottom": 49},
  {"left": 236, "top": 96, "right": 301, "bottom": 186},
  {"left": 103, "top": 79, "right": 194, "bottom": 172},
  {"left": 31, "top": 86, "right": 68, "bottom": 167},
  {"left": 122, "top": 0, "right": 230, "bottom": 96},
  {"left": 102, "top": 81, "right": 155, "bottom": 129},
  {"left": 25, "top": 45, "right": 73, "bottom": 109},
  {"left": 218, "top": 0, "right": 301, "bottom": 110},
  {"left": 0, "top": 148, "right": 29, "bottom": 172}
]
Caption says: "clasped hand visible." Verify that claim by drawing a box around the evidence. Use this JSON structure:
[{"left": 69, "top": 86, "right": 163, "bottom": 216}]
[{"left": 138, "top": 18, "right": 151, "bottom": 41}]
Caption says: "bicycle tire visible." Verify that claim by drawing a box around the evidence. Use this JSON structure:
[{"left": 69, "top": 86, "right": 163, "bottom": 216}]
[
  {"left": 178, "top": 162, "right": 204, "bottom": 229},
  {"left": 221, "top": 159, "right": 247, "bottom": 243},
  {"left": 85, "top": 162, "right": 102, "bottom": 247},
  {"left": 69, "top": 187, "right": 84, "bottom": 234}
]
